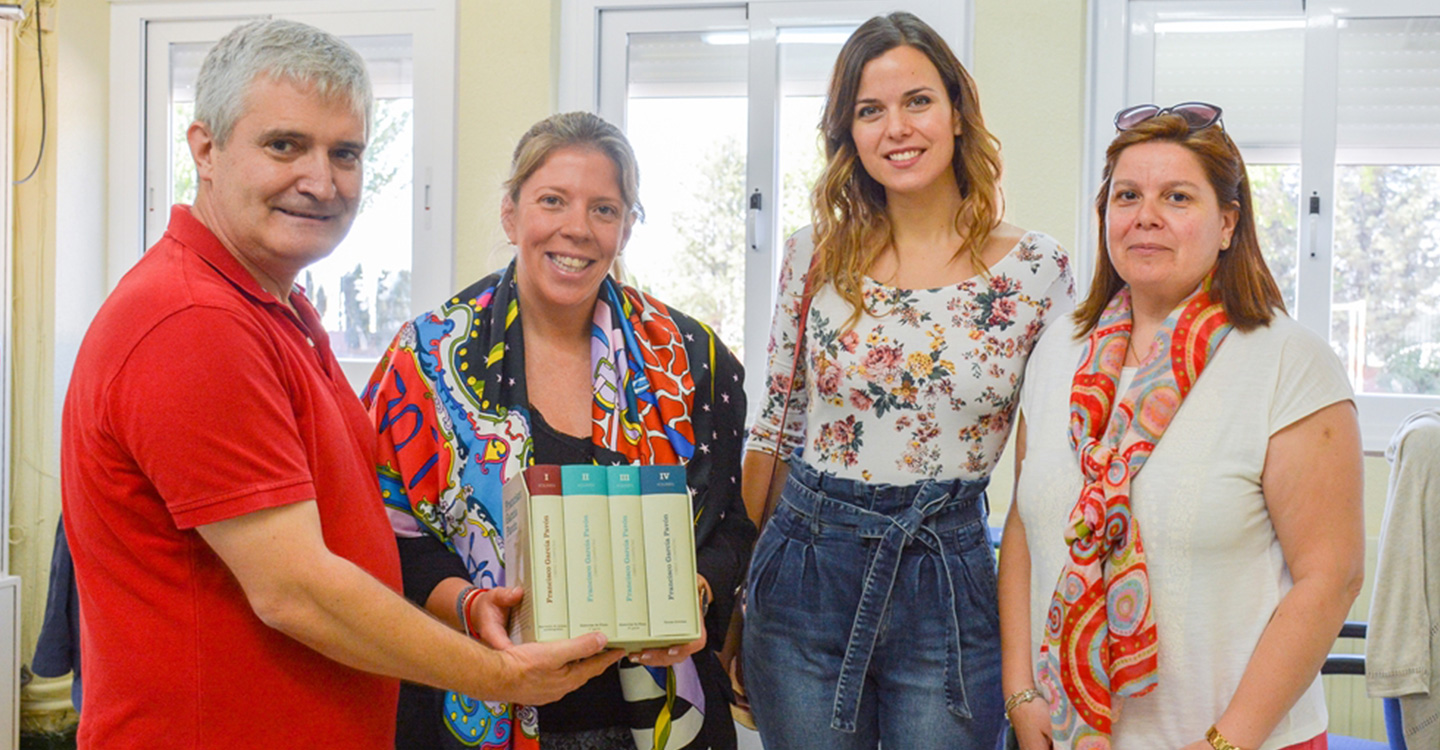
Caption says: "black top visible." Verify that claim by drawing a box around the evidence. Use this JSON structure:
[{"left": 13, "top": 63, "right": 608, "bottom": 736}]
[
  {"left": 396, "top": 408, "right": 628, "bottom": 734},
  {"left": 524, "top": 409, "right": 628, "bottom": 730},
  {"left": 392, "top": 280, "right": 754, "bottom": 749}
]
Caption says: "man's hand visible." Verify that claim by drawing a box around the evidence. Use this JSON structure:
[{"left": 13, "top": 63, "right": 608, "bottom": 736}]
[{"left": 493, "top": 633, "right": 626, "bottom": 705}]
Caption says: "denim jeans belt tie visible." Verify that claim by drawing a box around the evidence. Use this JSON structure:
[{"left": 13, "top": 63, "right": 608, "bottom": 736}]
[{"left": 807, "top": 479, "right": 984, "bottom": 732}]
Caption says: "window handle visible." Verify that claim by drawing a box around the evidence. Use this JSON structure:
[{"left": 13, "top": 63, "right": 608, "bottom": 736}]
[
  {"left": 1308, "top": 191, "right": 1320, "bottom": 259},
  {"left": 747, "top": 189, "right": 763, "bottom": 253}
]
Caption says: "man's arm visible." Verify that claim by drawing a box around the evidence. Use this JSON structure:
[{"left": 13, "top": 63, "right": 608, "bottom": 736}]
[{"left": 198, "top": 500, "right": 624, "bottom": 705}]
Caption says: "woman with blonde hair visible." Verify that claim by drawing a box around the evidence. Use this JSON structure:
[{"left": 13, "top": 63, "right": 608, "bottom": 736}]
[
  {"left": 740, "top": 12, "right": 1073, "bottom": 750},
  {"left": 367, "top": 111, "right": 754, "bottom": 750}
]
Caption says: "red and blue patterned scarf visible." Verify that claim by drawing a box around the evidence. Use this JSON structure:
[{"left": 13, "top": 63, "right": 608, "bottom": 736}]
[
  {"left": 1038, "top": 272, "right": 1231, "bottom": 748},
  {"left": 365, "top": 261, "right": 718, "bottom": 749}
]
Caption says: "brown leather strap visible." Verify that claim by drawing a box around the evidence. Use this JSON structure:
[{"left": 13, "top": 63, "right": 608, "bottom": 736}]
[{"left": 759, "top": 252, "right": 819, "bottom": 531}]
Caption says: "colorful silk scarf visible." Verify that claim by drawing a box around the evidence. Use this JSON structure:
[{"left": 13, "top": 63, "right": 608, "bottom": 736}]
[
  {"left": 364, "top": 261, "right": 719, "bottom": 749},
  {"left": 1037, "top": 273, "right": 1231, "bottom": 748}
]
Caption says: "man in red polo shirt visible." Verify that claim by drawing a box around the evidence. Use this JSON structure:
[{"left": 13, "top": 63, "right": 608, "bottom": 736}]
[{"left": 60, "top": 19, "right": 621, "bottom": 749}]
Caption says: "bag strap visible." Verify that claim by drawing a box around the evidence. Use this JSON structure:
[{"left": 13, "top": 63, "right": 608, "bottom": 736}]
[{"left": 758, "top": 252, "right": 819, "bottom": 531}]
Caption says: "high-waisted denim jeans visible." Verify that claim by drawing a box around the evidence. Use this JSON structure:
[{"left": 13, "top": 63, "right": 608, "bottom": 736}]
[{"left": 742, "top": 458, "right": 1003, "bottom": 750}]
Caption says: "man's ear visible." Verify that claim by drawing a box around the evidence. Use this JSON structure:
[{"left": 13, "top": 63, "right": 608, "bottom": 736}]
[
  {"left": 500, "top": 195, "right": 518, "bottom": 245},
  {"left": 188, "top": 121, "right": 218, "bottom": 182}
]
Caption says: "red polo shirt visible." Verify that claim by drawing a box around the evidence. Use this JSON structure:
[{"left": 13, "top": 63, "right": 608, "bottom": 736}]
[{"left": 61, "top": 206, "right": 401, "bottom": 748}]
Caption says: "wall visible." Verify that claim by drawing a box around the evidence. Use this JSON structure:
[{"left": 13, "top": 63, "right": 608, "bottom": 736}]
[
  {"left": 970, "top": 0, "right": 1086, "bottom": 531},
  {"left": 2, "top": 0, "right": 1401, "bottom": 739},
  {"left": 11, "top": 0, "right": 60, "bottom": 727},
  {"left": 974, "top": 0, "right": 1087, "bottom": 252},
  {"left": 10, "top": 0, "right": 110, "bottom": 728},
  {"left": 454, "top": 0, "right": 562, "bottom": 284}
]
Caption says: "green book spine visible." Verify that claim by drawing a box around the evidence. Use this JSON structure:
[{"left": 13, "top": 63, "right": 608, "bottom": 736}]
[
  {"left": 638, "top": 465, "right": 701, "bottom": 640},
  {"left": 561, "top": 465, "right": 615, "bottom": 639},
  {"left": 607, "top": 465, "right": 649, "bottom": 640}
]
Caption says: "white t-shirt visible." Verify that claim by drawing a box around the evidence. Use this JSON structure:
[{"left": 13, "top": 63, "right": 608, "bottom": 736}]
[
  {"left": 749, "top": 227, "right": 1074, "bottom": 483},
  {"left": 1016, "top": 312, "right": 1353, "bottom": 750}
]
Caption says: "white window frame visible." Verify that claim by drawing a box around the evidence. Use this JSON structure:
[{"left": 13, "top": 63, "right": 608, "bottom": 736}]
[
  {"left": 1087, "top": 0, "right": 1440, "bottom": 451},
  {"left": 0, "top": 8, "right": 19, "bottom": 582},
  {"left": 108, "top": 0, "right": 457, "bottom": 388},
  {"left": 560, "top": 0, "right": 973, "bottom": 407}
]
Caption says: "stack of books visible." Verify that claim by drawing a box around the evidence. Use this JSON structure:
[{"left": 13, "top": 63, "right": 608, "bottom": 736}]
[{"left": 502, "top": 464, "right": 702, "bottom": 650}]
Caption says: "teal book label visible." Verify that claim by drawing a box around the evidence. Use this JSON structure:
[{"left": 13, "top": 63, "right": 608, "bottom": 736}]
[
  {"left": 607, "top": 465, "right": 649, "bottom": 640},
  {"left": 502, "top": 465, "right": 568, "bottom": 643},
  {"left": 561, "top": 465, "right": 615, "bottom": 638},
  {"left": 638, "top": 465, "right": 701, "bottom": 640}
]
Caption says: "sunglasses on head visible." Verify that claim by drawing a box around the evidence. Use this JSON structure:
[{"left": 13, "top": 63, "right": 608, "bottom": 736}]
[{"left": 1114, "top": 101, "right": 1224, "bottom": 133}]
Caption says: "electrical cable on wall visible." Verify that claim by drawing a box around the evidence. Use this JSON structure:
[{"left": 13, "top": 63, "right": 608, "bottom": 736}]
[{"left": 14, "top": 0, "right": 44, "bottom": 185}]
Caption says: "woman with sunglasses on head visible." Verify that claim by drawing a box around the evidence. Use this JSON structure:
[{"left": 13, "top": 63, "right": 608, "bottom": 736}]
[
  {"left": 997, "top": 103, "right": 1364, "bottom": 750},
  {"left": 739, "top": 12, "right": 1073, "bottom": 750}
]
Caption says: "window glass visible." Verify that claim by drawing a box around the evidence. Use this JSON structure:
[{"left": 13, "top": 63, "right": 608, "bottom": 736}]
[
  {"left": 777, "top": 28, "right": 850, "bottom": 245},
  {"left": 1247, "top": 163, "right": 1301, "bottom": 314},
  {"left": 1151, "top": 21, "right": 1304, "bottom": 310},
  {"left": 1331, "top": 17, "right": 1440, "bottom": 394},
  {"left": 623, "top": 31, "right": 748, "bottom": 357},
  {"left": 1152, "top": 20, "right": 1305, "bottom": 145},
  {"left": 167, "top": 34, "right": 415, "bottom": 360}
]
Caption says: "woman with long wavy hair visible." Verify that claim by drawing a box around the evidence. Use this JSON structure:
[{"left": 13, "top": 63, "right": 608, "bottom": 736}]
[{"left": 739, "top": 12, "right": 1073, "bottom": 750}]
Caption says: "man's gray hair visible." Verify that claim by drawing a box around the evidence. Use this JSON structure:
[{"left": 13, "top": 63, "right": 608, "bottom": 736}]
[{"left": 195, "top": 19, "right": 373, "bottom": 147}]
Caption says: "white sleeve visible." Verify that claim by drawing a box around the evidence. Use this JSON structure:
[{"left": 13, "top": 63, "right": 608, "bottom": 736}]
[
  {"left": 1035, "top": 234, "right": 1077, "bottom": 330},
  {"left": 1267, "top": 321, "right": 1354, "bottom": 436},
  {"left": 746, "top": 228, "right": 814, "bottom": 459}
]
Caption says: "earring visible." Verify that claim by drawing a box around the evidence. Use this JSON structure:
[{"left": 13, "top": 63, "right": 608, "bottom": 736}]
[{"left": 1221, "top": 238, "right": 1230, "bottom": 250}]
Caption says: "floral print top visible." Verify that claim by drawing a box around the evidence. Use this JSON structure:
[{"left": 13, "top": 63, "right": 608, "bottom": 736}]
[{"left": 749, "top": 227, "right": 1074, "bottom": 483}]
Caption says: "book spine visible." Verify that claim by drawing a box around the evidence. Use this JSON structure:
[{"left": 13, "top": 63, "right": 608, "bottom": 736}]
[
  {"left": 502, "top": 470, "right": 533, "bottom": 644},
  {"left": 639, "top": 465, "right": 701, "bottom": 639},
  {"left": 527, "top": 466, "right": 569, "bottom": 641},
  {"left": 607, "top": 465, "right": 649, "bottom": 640},
  {"left": 561, "top": 465, "right": 615, "bottom": 639}
]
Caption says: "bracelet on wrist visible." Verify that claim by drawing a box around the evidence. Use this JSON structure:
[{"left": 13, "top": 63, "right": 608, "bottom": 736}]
[
  {"left": 1205, "top": 724, "right": 1246, "bottom": 750},
  {"left": 455, "top": 585, "right": 485, "bottom": 639},
  {"left": 1003, "top": 687, "right": 1042, "bottom": 717},
  {"left": 698, "top": 580, "right": 713, "bottom": 618},
  {"left": 454, "top": 585, "right": 478, "bottom": 628}
]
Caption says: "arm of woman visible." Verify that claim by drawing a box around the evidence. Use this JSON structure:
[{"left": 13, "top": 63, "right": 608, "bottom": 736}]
[
  {"left": 743, "top": 229, "right": 816, "bottom": 526},
  {"left": 400, "top": 535, "right": 476, "bottom": 631},
  {"left": 416, "top": 570, "right": 528, "bottom": 653},
  {"left": 1183, "top": 400, "right": 1365, "bottom": 750},
  {"left": 368, "top": 327, "right": 535, "bottom": 654},
  {"left": 997, "top": 415, "right": 1053, "bottom": 749}
]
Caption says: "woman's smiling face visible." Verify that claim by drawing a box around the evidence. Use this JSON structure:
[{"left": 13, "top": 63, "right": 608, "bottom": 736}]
[
  {"left": 849, "top": 44, "right": 961, "bottom": 202},
  {"left": 503, "top": 146, "right": 632, "bottom": 316}
]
